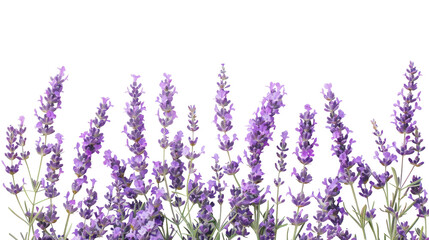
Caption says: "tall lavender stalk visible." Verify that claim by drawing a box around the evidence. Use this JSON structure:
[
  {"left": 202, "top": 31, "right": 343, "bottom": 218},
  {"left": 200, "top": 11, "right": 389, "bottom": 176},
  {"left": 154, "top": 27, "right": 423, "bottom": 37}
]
[
  {"left": 27, "top": 67, "right": 67, "bottom": 240},
  {"left": 289, "top": 104, "right": 317, "bottom": 239},
  {"left": 272, "top": 130, "right": 288, "bottom": 238},
  {"left": 153, "top": 73, "right": 184, "bottom": 238},
  {"left": 62, "top": 97, "right": 112, "bottom": 238},
  {"left": 322, "top": 83, "right": 364, "bottom": 239},
  {"left": 389, "top": 61, "right": 424, "bottom": 239},
  {"left": 214, "top": 64, "right": 240, "bottom": 187}
]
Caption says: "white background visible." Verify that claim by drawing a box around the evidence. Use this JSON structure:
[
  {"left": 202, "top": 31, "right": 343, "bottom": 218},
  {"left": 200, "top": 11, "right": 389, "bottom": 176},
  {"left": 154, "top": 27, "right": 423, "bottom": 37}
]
[{"left": 0, "top": 1, "right": 428, "bottom": 239}]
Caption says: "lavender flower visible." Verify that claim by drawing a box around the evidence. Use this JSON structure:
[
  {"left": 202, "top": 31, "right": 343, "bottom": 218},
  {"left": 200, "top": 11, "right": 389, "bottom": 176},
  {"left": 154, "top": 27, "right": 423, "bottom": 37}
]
[
  {"left": 272, "top": 131, "right": 288, "bottom": 232},
  {"left": 322, "top": 83, "right": 359, "bottom": 185},
  {"left": 214, "top": 64, "right": 237, "bottom": 152},
  {"left": 123, "top": 74, "right": 148, "bottom": 157},
  {"left": 63, "top": 97, "right": 111, "bottom": 238},
  {"left": 169, "top": 131, "right": 186, "bottom": 192},
  {"left": 34, "top": 66, "right": 67, "bottom": 136},
  {"left": 3, "top": 124, "right": 23, "bottom": 195},
  {"left": 371, "top": 120, "right": 398, "bottom": 167},
  {"left": 153, "top": 73, "right": 177, "bottom": 184},
  {"left": 392, "top": 61, "right": 421, "bottom": 135},
  {"left": 245, "top": 82, "right": 286, "bottom": 184}
]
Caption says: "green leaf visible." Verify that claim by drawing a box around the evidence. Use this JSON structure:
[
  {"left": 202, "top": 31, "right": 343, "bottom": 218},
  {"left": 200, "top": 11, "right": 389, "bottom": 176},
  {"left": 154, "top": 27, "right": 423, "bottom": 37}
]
[
  {"left": 8, "top": 207, "right": 28, "bottom": 225},
  {"left": 9, "top": 233, "right": 18, "bottom": 240}
]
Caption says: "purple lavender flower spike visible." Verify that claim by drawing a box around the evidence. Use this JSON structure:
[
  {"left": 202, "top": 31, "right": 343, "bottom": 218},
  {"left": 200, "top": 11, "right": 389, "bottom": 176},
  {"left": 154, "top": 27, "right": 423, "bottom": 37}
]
[
  {"left": 322, "top": 84, "right": 358, "bottom": 185},
  {"left": 213, "top": 64, "right": 242, "bottom": 187},
  {"left": 409, "top": 127, "right": 425, "bottom": 167},
  {"left": 153, "top": 73, "right": 177, "bottom": 184},
  {"left": 157, "top": 73, "right": 178, "bottom": 131},
  {"left": 211, "top": 154, "right": 226, "bottom": 205},
  {"left": 43, "top": 133, "right": 64, "bottom": 199},
  {"left": 123, "top": 74, "right": 148, "bottom": 157},
  {"left": 392, "top": 62, "right": 421, "bottom": 135},
  {"left": 3, "top": 121, "right": 25, "bottom": 195},
  {"left": 72, "top": 97, "right": 112, "bottom": 180},
  {"left": 245, "top": 82, "right": 286, "bottom": 180},
  {"left": 272, "top": 131, "right": 288, "bottom": 233},
  {"left": 169, "top": 131, "right": 186, "bottom": 192},
  {"left": 371, "top": 119, "right": 398, "bottom": 167},
  {"left": 34, "top": 66, "right": 67, "bottom": 136},
  {"left": 294, "top": 104, "right": 318, "bottom": 166},
  {"left": 63, "top": 97, "right": 111, "bottom": 237},
  {"left": 214, "top": 64, "right": 236, "bottom": 150}
]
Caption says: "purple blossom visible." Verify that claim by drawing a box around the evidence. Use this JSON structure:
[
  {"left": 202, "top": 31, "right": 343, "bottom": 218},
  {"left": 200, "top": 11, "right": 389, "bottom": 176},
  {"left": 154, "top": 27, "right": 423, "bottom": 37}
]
[
  {"left": 169, "top": 131, "right": 186, "bottom": 191},
  {"left": 211, "top": 154, "right": 226, "bottom": 204},
  {"left": 294, "top": 104, "right": 318, "bottom": 166},
  {"left": 3, "top": 122, "right": 24, "bottom": 195},
  {"left": 392, "top": 62, "right": 421, "bottom": 135},
  {"left": 123, "top": 74, "right": 148, "bottom": 157},
  {"left": 371, "top": 119, "right": 398, "bottom": 167},
  {"left": 245, "top": 82, "right": 286, "bottom": 176},
  {"left": 34, "top": 66, "right": 67, "bottom": 136},
  {"left": 287, "top": 209, "right": 308, "bottom": 226},
  {"left": 409, "top": 127, "right": 425, "bottom": 167},
  {"left": 157, "top": 73, "right": 177, "bottom": 132},
  {"left": 214, "top": 64, "right": 237, "bottom": 151},
  {"left": 72, "top": 97, "right": 111, "bottom": 179},
  {"left": 322, "top": 84, "right": 358, "bottom": 185}
]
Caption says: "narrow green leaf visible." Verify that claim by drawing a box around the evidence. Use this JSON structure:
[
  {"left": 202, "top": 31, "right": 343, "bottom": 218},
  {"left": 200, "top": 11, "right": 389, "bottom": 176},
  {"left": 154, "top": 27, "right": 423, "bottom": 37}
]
[
  {"left": 8, "top": 207, "right": 28, "bottom": 225},
  {"left": 9, "top": 233, "right": 18, "bottom": 240}
]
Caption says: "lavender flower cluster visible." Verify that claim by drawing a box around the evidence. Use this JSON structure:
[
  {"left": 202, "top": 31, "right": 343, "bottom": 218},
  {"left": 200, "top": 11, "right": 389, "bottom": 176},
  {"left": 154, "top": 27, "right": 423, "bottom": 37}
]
[{"left": 2, "top": 62, "right": 426, "bottom": 240}]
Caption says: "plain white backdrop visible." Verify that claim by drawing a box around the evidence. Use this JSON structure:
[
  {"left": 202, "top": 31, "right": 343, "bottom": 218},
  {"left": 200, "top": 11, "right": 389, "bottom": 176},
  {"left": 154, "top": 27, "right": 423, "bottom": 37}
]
[{"left": 0, "top": 1, "right": 428, "bottom": 239}]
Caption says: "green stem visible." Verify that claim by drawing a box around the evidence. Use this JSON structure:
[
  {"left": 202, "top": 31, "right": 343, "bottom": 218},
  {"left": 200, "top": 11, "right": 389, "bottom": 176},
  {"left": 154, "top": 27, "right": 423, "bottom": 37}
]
[
  {"left": 27, "top": 135, "right": 47, "bottom": 240},
  {"left": 350, "top": 183, "right": 367, "bottom": 240}
]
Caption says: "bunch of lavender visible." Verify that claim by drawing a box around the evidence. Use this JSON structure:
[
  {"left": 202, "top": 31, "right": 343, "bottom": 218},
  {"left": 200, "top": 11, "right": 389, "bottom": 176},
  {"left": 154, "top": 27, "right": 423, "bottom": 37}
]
[
  {"left": 2, "top": 67, "right": 67, "bottom": 240},
  {"left": 3, "top": 61, "right": 429, "bottom": 240},
  {"left": 288, "top": 104, "right": 317, "bottom": 239}
]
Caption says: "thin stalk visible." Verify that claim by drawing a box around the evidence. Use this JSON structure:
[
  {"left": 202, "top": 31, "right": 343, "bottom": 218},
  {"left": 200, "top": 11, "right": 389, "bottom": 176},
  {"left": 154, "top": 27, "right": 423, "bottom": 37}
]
[
  {"left": 27, "top": 135, "right": 47, "bottom": 240},
  {"left": 350, "top": 183, "right": 367, "bottom": 240}
]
